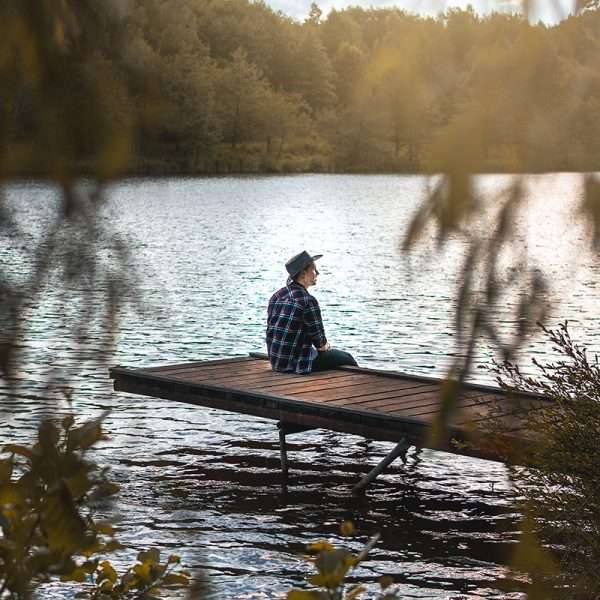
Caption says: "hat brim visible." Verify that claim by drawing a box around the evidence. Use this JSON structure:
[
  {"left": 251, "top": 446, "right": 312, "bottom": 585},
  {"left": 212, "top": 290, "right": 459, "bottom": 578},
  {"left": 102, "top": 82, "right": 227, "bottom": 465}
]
[{"left": 287, "top": 254, "right": 323, "bottom": 279}]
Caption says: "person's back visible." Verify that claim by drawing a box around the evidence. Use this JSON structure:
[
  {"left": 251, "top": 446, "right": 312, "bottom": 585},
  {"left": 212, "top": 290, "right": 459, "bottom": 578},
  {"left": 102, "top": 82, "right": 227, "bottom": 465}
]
[
  {"left": 266, "top": 282, "right": 326, "bottom": 374},
  {"left": 266, "top": 250, "right": 358, "bottom": 374}
]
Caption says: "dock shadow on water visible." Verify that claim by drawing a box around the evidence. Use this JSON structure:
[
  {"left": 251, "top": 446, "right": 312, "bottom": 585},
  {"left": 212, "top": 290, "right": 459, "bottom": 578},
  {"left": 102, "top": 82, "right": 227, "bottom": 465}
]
[{"left": 105, "top": 411, "right": 525, "bottom": 599}]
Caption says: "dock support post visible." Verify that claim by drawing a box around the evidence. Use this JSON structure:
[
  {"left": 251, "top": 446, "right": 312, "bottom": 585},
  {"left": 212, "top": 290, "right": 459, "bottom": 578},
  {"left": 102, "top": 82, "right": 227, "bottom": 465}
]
[
  {"left": 353, "top": 437, "right": 411, "bottom": 495},
  {"left": 279, "top": 428, "right": 288, "bottom": 479},
  {"left": 277, "top": 422, "right": 314, "bottom": 483}
]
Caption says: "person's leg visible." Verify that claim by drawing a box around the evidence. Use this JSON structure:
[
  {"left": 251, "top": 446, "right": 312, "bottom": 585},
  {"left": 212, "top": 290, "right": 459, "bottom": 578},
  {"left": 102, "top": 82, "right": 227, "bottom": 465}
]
[{"left": 312, "top": 348, "right": 358, "bottom": 372}]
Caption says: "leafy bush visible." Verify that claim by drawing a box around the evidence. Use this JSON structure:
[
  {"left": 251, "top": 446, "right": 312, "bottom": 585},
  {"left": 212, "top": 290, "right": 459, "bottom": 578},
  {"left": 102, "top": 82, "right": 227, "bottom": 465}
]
[
  {"left": 494, "top": 322, "right": 600, "bottom": 598},
  {"left": 287, "top": 522, "right": 400, "bottom": 600},
  {"left": 0, "top": 414, "right": 190, "bottom": 599}
]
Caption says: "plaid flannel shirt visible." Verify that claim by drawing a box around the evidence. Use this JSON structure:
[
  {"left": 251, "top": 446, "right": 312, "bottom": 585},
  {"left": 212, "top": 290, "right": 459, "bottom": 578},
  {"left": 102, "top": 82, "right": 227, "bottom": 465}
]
[{"left": 266, "top": 282, "right": 327, "bottom": 374}]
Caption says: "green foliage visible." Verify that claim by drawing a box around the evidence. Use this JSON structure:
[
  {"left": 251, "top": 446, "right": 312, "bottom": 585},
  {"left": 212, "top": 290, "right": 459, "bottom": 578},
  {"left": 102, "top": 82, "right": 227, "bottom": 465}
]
[
  {"left": 70, "top": 549, "right": 191, "bottom": 599},
  {"left": 287, "top": 523, "right": 400, "bottom": 600},
  {"left": 494, "top": 323, "right": 600, "bottom": 598},
  {"left": 0, "top": 0, "right": 134, "bottom": 180},
  {"left": 0, "top": 1, "right": 142, "bottom": 384},
  {"left": 0, "top": 414, "right": 190, "bottom": 599}
]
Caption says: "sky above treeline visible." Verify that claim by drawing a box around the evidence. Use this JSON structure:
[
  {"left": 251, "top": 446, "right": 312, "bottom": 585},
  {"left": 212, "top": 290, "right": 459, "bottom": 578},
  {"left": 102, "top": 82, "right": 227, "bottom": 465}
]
[{"left": 269, "top": 0, "right": 576, "bottom": 23}]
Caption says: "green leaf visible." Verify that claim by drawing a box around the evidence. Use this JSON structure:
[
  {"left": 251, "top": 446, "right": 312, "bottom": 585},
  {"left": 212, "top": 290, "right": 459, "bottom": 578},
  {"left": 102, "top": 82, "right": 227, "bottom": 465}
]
[
  {"left": 137, "top": 547, "right": 160, "bottom": 564},
  {"left": 0, "top": 458, "right": 12, "bottom": 484},
  {"left": 0, "top": 482, "right": 24, "bottom": 505},
  {"left": 41, "top": 482, "right": 90, "bottom": 555},
  {"left": 68, "top": 421, "right": 103, "bottom": 451},
  {"left": 94, "top": 521, "right": 115, "bottom": 536},
  {"left": 99, "top": 560, "right": 118, "bottom": 583},
  {"left": 102, "top": 539, "right": 125, "bottom": 553},
  {"left": 66, "top": 470, "right": 93, "bottom": 499},
  {"left": 88, "top": 482, "right": 120, "bottom": 501},
  {"left": 134, "top": 561, "right": 152, "bottom": 583},
  {"left": 62, "top": 415, "right": 74, "bottom": 430},
  {"left": 287, "top": 591, "right": 324, "bottom": 600},
  {"left": 81, "top": 560, "right": 98, "bottom": 574},
  {"left": 38, "top": 421, "right": 60, "bottom": 450},
  {"left": 162, "top": 573, "right": 190, "bottom": 585}
]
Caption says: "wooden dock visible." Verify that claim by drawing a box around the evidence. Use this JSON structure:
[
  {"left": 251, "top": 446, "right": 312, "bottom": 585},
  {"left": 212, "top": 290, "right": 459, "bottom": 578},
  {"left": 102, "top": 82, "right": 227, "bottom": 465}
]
[{"left": 109, "top": 354, "right": 548, "bottom": 492}]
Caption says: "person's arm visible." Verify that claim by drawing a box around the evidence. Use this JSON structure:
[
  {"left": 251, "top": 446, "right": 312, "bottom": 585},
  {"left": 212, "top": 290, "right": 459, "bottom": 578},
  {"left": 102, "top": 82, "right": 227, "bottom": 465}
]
[{"left": 303, "top": 297, "right": 328, "bottom": 350}]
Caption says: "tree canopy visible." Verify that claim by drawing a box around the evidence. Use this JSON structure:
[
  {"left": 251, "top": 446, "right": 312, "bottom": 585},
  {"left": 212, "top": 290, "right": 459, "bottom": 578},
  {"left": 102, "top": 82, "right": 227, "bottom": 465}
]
[{"left": 5, "top": 0, "right": 600, "bottom": 174}]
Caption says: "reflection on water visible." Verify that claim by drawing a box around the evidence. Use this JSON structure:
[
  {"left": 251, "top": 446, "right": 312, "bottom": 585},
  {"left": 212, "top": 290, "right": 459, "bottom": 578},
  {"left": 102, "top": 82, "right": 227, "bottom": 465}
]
[{"left": 2, "top": 173, "right": 596, "bottom": 598}]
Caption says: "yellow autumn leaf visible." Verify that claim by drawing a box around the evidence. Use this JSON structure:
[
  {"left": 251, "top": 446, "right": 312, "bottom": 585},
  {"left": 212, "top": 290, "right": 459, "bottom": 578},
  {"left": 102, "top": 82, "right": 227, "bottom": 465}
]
[
  {"left": 309, "top": 571, "right": 345, "bottom": 588},
  {"left": 100, "top": 560, "right": 118, "bottom": 583},
  {"left": 287, "top": 591, "right": 322, "bottom": 600},
  {"left": 340, "top": 521, "right": 356, "bottom": 536},
  {"left": 94, "top": 522, "right": 115, "bottom": 536},
  {"left": 134, "top": 561, "right": 152, "bottom": 583},
  {"left": 41, "top": 485, "right": 88, "bottom": 554},
  {"left": 162, "top": 573, "right": 190, "bottom": 585},
  {"left": 308, "top": 541, "right": 334, "bottom": 553}
]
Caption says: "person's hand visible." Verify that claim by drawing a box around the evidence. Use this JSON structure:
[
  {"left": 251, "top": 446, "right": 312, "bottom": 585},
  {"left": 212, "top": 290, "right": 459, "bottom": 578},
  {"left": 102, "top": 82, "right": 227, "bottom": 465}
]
[{"left": 318, "top": 342, "right": 331, "bottom": 352}]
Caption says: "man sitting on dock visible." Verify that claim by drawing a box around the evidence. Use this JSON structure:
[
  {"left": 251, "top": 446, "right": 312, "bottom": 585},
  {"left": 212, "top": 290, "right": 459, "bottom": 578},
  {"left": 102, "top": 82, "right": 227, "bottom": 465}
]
[{"left": 266, "top": 250, "right": 358, "bottom": 374}]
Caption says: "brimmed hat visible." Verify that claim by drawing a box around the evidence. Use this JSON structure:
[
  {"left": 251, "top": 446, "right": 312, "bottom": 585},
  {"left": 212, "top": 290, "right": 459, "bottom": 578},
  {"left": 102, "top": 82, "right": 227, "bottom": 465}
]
[{"left": 285, "top": 250, "right": 323, "bottom": 279}]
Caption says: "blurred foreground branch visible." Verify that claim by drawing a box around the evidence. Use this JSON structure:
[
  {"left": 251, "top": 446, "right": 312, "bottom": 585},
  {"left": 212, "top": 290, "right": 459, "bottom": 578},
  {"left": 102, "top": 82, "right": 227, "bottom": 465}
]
[{"left": 0, "top": 1, "right": 138, "bottom": 388}]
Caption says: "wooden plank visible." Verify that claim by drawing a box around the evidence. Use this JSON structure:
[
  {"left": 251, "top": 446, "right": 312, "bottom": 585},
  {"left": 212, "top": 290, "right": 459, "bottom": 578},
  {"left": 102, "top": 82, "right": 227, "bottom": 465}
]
[
  {"left": 143, "top": 355, "right": 253, "bottom": 373},
  {"left": 337, "top": 362, "right": 547, "bottom": 399},
  {"left": 291, "top": 382, "right": 440, "bottom": 403},
  {"left": 383, "top": 391, "right": 490, "bottom": 411},
  {"left": 186, "top": 367, "right": 349, "bottom": 384},
  {"left": 177, "top": 365, "right": 275, "bottom": 384},
  {"left": 381, "top": 394, "right": 493, "bottom": 417},
  {"left": 177, "top": 368, "right": 357, "bottom": 388},
  {"left": 454, "top": 396, "right": 549, "bottom": 426},
  {"left": 242, "top": 370, "right": 356, "bottom": 388},
  {"left": 337, "top": 389, "right": 446, "bottom": 411},
  {"left": 250, "top": 352, "right": 547, "bottom": 401},
  {"left": 248, "top": 373, "right": 378, "bottom": 394},
  {"left": 159, "top": 358, "right": 268, "bottom": 378},
  {"left": 381, "top": 393, "right": 540, "bottom": 422},
  {"left": 198, "top": 371, "right": 351, "bottom": 388}
]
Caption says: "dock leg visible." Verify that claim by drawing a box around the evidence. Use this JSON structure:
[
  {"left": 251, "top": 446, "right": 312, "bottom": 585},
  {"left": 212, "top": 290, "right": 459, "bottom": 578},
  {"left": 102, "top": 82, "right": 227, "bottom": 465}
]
[
  {"left": 276, "top": 421, "right": 314, "bottom": 483},
  {"left": 352, "top": 438, "right": 411, "bottom": 495},
  {"left": 279, "top": 428, "right": 288, "bottom": 480}
]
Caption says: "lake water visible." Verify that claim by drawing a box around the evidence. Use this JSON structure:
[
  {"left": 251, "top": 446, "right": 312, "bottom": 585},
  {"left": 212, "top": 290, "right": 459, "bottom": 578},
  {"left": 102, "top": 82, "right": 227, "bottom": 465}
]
[{"left": 2, "top": 173, "right": 599, "bottom": 598}]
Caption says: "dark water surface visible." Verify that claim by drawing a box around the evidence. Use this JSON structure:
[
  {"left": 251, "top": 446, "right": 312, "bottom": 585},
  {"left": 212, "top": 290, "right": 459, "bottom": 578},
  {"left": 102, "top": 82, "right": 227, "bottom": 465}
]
[{"left": 2, "top": 174, "right": 599, "bottom": 598}]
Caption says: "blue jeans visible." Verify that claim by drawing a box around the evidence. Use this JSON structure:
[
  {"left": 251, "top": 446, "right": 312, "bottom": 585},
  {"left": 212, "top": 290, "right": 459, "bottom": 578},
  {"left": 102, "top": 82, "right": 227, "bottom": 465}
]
[{"left": 311, "top": 349, "right": 358, "bottom": 372}]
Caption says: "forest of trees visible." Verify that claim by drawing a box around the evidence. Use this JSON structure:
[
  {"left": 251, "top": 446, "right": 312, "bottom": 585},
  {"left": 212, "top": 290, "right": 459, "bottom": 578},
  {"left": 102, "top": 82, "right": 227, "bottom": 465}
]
[{"left": 7, "top": 0, "right": 600, "bottom": 174}]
